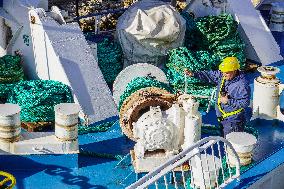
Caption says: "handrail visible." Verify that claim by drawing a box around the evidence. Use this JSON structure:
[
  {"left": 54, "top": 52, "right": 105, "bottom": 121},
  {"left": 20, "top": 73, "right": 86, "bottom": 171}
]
[
  {"left": 127, "top": 136, "right": 240, "bottom": 189},
  {"left": 74, "top": 8, "right": 128, "bottom": 21}
]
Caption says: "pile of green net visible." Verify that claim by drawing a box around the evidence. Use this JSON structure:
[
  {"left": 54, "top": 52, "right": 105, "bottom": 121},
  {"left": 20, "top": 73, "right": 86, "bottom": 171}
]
[
  {"left": 165, "top": 13, "right": 246, "bottom": 109},
  {"left": 0, "top": 55, "right": 24, "bottom": 83},
  {"left": 166, "top": 47, "right": 217, "bottom": 109},
  {"left": 118, "top": 76, "right": 171, "bottom": 111},
  {"left": 8, "top": 80, "right": 73, "bottom": 122},
  {"left": 182, "top": 13, "right": 246, "bottom": 67},
  {"left": 0, "top": 55, "right": 24, "bottom": 102},
  {"left": 97, "top": 37, "right": 123, "bottom": 86}
]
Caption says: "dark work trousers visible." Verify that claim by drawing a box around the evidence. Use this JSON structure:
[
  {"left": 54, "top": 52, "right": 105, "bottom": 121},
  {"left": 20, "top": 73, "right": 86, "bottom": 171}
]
[{"left": 218, "top": 116, "right": 245, "bottom": 137}]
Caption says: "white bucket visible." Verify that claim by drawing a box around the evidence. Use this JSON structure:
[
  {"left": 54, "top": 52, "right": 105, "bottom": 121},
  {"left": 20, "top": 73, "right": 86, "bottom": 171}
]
[
  {"left": 226, "top": 132, "right": 257, "bottom": 166},
  {"left": 55, "top": 103, "right": 80, "bottom": 141}
]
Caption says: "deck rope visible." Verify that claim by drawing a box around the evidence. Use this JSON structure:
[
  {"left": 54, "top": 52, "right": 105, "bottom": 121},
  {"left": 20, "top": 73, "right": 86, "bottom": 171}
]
[
  {"left": 118, "top": 76, "right": 171, "bottom": 111},
  {"left": 80, "top": 148, "right": 123, "bottom": 160}
]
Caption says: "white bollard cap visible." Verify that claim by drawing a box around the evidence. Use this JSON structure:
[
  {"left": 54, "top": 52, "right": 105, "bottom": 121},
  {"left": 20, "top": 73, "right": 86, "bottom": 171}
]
[
  {"left": 226, "top": 132, "right": 257, "bottom": 153},
  {"left": 54, "top": 103, "right": 80, "bottom": 116},
  {"left": 0, "top": 103, "right": 21, "bottom": 116},
  {"left": 257, "top": 66, "right": 280, "bottom": 77}
]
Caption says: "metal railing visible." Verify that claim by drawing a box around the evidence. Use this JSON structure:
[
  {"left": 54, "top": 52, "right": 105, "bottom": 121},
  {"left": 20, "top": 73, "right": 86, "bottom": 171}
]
[
  {"left": 127, "top": 136, "right": 240, "bottom": 189},
  {"left": 72, "top": 8, "right": 128, "bottom": 35}
]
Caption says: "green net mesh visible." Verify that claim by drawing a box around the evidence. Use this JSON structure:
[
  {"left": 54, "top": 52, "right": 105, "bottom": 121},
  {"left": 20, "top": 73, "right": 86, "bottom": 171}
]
[
  {"left": 8, "top": 80, "right": 74, "bottom": 122},
  {"left": 78, "top": 120, "right": 117, "bottom": 134},
  {"left": 0, "top": 55, "right": 25, "bottom": 102},
  {"left": 97, "top": 37, "right": 123, "bottom": 86},
  {"left": 182, "top": 13, "right": 246, "bottom": 68},
  {"left": 0, "top": 55, "right": 24, "bottom": 83},
  {"left": 165, "top": 47, "right": 217, "bottom": 109},
  {"left": 201, "top": 123, "right": 259, "bottom": 138}
]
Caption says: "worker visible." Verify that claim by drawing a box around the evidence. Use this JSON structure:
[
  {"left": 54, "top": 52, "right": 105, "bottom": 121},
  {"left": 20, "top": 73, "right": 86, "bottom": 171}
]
[{"left": 185, "top": 57, "right": 251, "bottom": 137}]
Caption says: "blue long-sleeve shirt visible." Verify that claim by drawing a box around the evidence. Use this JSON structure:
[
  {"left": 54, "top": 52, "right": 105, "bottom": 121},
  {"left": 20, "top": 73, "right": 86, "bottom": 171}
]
[{"left": 193, "top": 70, "right": 251, "bottom": 123}]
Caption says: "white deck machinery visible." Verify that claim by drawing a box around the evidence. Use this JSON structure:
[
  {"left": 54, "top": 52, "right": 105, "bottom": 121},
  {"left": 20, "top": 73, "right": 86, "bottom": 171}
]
[
  {"left": 252, "top": 66, "right": 284, "bottom": 121},
  {"left": 0, "top": 0, "right": 118, "bottom": 126},
  {"left": 131, "top": 94, "right": 202, "bottom": 172}
]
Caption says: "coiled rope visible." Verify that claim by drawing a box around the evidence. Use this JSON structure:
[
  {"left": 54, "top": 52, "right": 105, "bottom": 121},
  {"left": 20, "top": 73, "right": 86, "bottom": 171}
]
[{"left": 118, "top": 76, "right": 171, "bottom": 111}]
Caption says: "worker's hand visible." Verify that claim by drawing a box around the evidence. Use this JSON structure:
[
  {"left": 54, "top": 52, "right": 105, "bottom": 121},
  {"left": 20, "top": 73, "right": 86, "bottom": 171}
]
[
  {"left": 184, "top": 69, "right": 193, "bottom": 77},
  {"left": 220, "top": 94, "right": 229, "bottom": 104}
]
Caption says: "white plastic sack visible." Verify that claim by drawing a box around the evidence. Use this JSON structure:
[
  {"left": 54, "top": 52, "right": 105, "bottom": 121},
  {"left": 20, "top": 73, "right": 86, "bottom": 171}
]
[{"left": 117, "top": 0, "right": 186, "bottom": 67}]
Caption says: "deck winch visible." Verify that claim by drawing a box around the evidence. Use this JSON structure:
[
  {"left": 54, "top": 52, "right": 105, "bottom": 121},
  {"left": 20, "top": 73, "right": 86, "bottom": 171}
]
[
  {"left": 252, "top": 66, "right": 284, "bottom": 121},
  {"left": 131, "top": 94, "right": 202, "bottom": 172},
  {"left": 115, "top": 63, "right": 204, "bottom": 171},
  {"left": 133, "top": 106, "right": 180, "bottom": 159}
]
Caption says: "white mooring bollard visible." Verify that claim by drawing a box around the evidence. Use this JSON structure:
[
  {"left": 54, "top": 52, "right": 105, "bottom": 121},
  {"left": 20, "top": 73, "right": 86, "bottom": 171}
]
[
  {"left": 0, "top": 104, "right": 21, "bottom": 152},
  {"left": 226, "top": 132, "right": 257, "bottom": 166},
  {"left": 178, "top": 94, "right": 202, "bottom": 150},
  {"left": 55, "top": 103, "right": 80, "bottom": 143},
  {"left": 252, "top": 66, "right": 284, "bottom": 121}
]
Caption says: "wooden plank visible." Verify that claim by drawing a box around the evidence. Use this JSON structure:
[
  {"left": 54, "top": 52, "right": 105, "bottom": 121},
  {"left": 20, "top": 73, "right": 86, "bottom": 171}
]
[{"left": 21, "top": 122, "right": 54, "bottom": 132}]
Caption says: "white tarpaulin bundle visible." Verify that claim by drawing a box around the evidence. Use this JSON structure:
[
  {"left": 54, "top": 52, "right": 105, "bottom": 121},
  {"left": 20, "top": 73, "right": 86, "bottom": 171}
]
[{"left": 117, "top": 0, "right": 186, "bottom": 67}]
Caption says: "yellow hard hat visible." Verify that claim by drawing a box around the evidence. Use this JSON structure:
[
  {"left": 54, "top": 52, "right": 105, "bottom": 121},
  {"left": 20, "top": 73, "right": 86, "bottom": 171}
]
[{"left": 219, "top": 57, "right": 240, "bottom": 72}]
